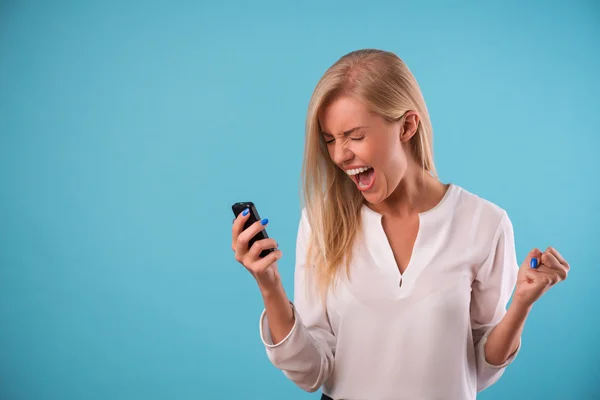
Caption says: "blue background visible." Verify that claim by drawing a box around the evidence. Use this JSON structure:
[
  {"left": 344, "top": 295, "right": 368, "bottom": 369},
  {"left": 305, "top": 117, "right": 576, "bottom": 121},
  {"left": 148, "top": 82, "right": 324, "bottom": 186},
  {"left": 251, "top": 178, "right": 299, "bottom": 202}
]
[{"left": 1, "top": 1, "right": 598, "bottom": 399}]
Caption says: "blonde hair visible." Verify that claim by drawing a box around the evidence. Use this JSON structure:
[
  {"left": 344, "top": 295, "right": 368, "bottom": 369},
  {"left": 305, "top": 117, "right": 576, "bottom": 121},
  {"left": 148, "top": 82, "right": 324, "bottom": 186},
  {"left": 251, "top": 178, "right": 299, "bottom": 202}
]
[{"left": 300, "top": 49, "right": 437, "bottom": 300}]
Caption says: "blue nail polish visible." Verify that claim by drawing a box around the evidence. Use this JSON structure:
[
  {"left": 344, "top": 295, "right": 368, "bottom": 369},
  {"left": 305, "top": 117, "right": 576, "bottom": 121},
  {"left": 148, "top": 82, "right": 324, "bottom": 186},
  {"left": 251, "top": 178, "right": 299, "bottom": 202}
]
[
  {"left": 260, "top": 218, "right": 269, "bottom": 225},
  {"left": 242, "top": 208, "right": 249, "bottom": 216},
  {"left": 530, "top": 258, "right": 538, "bottom": 269}
]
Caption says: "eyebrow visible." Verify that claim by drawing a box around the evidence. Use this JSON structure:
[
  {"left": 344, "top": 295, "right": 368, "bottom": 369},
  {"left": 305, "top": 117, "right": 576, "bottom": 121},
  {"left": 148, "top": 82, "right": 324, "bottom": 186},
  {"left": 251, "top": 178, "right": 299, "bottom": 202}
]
[{"left": 320, "top": 126, "right": 367, "bottom": 136}]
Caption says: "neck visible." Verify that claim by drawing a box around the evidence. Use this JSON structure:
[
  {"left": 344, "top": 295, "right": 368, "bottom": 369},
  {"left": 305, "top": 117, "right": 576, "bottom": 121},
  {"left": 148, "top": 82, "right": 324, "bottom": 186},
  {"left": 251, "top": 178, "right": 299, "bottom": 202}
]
[{"left": 369, "top": 161, "right": 448, "bottom": 218}]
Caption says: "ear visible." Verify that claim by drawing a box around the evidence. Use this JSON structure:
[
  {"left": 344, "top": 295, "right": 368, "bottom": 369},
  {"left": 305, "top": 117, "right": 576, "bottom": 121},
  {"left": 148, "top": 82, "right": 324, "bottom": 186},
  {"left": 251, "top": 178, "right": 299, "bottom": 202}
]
[{"left": 399, "top": 111, "right": 420, "bottom": 142}]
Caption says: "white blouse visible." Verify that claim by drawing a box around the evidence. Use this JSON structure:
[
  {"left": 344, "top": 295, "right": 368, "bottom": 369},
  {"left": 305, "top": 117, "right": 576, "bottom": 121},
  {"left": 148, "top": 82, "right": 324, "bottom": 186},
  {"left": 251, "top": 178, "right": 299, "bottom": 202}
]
[{"left": 259, "top": 184, "right": 521, "bottom": 399}]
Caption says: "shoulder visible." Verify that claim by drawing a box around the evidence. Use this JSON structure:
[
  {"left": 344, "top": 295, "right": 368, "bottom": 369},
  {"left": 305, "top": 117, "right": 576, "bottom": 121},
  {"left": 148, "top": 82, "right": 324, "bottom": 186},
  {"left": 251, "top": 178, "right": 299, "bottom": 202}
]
[
  {"left": 451, "top": 184, "right": 511, "bottom": 231},
  {"left": 449, "top": 184, "right": 515, "bottom": 253},
  {"left": 449, "top": 185, "right": 518, "bottom": 276},
  {"left": 299, "top": 207, "right": 311, "bottom": 229},
  {"left": 297, "top": 207, "right": 312, "bottom": 241}
]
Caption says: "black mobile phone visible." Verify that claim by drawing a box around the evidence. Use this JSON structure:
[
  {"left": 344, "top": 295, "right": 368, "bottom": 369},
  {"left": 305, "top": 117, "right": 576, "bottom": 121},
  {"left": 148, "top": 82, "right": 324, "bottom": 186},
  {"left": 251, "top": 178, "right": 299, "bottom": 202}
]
[{"left": 231, "top": 201, "right": 275, "bottom": 258}]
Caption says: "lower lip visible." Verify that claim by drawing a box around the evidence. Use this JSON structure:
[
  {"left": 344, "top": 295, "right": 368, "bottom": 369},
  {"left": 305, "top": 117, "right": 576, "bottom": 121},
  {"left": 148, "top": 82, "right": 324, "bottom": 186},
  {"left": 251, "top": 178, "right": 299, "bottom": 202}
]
[{"left": 355, "top": 170, "right": 375, "bottom": 192}]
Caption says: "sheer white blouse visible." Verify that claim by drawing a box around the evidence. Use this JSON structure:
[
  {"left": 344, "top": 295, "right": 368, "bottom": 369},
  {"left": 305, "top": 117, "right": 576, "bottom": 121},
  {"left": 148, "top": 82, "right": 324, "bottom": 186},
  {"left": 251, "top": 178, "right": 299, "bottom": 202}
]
[{"left": 259, "top": 184, "right": 521, "bottom": 399}]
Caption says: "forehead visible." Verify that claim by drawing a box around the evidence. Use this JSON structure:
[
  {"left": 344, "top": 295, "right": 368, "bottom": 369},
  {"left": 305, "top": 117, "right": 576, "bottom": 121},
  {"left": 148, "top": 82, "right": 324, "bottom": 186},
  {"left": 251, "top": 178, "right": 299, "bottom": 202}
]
[{"left": 318, "top": 96, "right": 373, "bottom": 134}]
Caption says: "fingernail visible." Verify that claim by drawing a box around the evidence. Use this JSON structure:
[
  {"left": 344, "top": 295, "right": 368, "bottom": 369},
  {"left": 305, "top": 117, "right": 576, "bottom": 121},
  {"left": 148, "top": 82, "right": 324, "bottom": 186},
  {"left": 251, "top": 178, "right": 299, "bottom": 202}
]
[
  {"left": 260, "top": 218, "right": 269, "bottom": 225},
  {"left": 530, "top": 258, "right": 538, "bottom": 269},
  {"left": 242, "top": 208, "right": 249, "bottom": 216}
]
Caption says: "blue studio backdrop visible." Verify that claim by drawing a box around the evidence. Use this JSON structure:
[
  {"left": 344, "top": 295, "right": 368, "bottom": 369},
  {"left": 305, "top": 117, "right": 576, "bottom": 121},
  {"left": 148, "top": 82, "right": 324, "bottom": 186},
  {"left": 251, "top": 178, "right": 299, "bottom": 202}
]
[{"left": 1, "top": 1, "right": 598, "bottom": 399}]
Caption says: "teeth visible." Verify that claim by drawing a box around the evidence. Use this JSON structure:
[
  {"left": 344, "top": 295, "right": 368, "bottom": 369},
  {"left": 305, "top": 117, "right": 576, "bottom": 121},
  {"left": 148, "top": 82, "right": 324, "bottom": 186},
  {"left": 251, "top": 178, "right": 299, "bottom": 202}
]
[{"left": 346, "top": 166, "right": 372, "bottom": 176}]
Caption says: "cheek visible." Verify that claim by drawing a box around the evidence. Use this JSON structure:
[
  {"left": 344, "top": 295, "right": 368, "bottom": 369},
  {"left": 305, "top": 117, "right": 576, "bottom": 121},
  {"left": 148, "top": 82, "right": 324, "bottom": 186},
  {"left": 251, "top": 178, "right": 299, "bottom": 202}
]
[
  {"left": 326, "top": 146, "right": 334, "bottom": 160},
  {"left": 377, "top": 144, "right": 408, "bottom": 183},
  {"left": 373, "top": 137, "right": 404, "bottom": 167}
]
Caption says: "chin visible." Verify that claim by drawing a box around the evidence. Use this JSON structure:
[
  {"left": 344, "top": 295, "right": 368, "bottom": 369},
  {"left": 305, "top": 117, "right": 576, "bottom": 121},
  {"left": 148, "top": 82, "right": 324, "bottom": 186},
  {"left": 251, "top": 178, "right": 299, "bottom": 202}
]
[{"left": 361, "top": 188, "right": 385, "bottom": 205}]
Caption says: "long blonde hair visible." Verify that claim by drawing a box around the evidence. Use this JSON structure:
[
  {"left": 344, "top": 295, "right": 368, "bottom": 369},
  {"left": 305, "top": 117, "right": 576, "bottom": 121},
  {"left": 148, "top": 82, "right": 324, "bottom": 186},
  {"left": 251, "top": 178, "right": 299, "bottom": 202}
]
[{"left": 300, "top": 49, "right": 437, "bottom": 300}]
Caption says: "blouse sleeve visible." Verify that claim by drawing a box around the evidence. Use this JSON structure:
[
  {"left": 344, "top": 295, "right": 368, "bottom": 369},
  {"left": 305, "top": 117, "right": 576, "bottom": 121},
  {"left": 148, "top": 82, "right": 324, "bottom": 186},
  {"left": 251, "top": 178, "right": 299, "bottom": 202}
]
[
  {"left": 470, "top": 211, "right": 521, "bottom": 392},
  {"left": 258, "top": 210, "right": 336, "bottom": 393}
]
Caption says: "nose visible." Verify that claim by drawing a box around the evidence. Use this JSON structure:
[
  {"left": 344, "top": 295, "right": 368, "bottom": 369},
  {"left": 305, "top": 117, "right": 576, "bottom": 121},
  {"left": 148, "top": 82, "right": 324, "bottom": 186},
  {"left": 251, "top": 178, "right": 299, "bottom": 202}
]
[{"left": 331, "top": 140, "right": 353, "bottom": 166}]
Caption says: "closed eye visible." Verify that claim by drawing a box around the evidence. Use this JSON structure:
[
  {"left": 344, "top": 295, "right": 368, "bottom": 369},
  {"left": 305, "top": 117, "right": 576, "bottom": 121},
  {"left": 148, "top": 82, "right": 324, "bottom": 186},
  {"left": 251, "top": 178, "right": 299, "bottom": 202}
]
[
  {"left": 323, "top": 135, "right": 365, "bottom": 144},
  {"left": 320, "top": 126, "right": 368, "bottom": 144}
]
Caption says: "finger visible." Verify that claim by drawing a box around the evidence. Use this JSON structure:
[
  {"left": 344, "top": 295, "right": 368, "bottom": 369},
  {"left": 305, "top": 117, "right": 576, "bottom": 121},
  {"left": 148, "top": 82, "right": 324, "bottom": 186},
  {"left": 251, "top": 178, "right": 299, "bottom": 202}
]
[
  {"left": 248, "top": 238, "right": 278, "bottom": 259},
  {"left": 530, "top": 264, "right": 561, "bottom": 286},
  {"left": 524, "top": 248, "right": 543, "bottom": 269},
  {"left": 541, "top": 251, "right": 568, "bottom": 281},
  {"left": 251, "top": 250, "right": 283, "bottom": 274},
  {"left": 546, "top": 246, "right": 569, "bottom": 270},
  {"left": 231, "top": 208, "right": 251, "bottom": 249},
  {"left": 236, "top": 219, "right": 268, "bottom": 254}
]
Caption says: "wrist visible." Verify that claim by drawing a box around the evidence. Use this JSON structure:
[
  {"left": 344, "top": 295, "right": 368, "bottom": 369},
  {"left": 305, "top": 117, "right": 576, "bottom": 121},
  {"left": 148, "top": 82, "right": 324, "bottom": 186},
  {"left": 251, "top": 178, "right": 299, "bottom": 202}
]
[
  {"left": 257, "top": 276, "right": 283, "bottom": 298},
  {"left": 258, "top": 280, "right": 294, "bottom": 323}
]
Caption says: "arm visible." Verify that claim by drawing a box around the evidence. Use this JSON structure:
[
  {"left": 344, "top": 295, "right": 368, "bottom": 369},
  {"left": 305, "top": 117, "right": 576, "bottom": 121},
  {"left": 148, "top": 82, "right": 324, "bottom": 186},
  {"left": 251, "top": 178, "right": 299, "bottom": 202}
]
[
  {"left": 259, "top": 210, "right": 336, "bottom": 393},
  {"left": 484, "top": 301, "right": 530, "bottom": 365},
  {"left": 470, "top": 212, "right": 522, "bottom": 392},
  {"left": 485, "top": 235, "right": 571, "bottom": 365},
  {"left": 259, "top": 281, "right": 296, "bottom": 344}
]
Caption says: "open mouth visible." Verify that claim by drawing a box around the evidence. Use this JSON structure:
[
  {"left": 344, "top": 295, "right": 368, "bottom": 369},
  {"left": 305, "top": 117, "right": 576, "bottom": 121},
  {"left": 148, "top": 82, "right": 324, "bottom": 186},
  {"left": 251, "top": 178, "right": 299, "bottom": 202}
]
[{"left": 347, "top": 166, "right": 375, "bottom": 191}]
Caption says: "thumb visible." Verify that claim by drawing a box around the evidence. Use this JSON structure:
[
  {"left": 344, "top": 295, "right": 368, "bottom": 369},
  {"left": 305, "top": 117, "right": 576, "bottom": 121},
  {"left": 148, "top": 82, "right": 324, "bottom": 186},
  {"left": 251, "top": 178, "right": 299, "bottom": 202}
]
[{"left": 522, "top": 248, "right": 543, "bottom": 269}]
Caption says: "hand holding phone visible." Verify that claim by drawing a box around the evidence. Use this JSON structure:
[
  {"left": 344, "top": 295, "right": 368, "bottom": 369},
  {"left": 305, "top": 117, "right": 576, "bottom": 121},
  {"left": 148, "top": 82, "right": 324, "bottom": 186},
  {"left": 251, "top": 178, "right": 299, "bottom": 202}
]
[
  {"left": 231, "top": 201, "right": 282, "bottom": 288},
  {"left": 232, "top": 202, "right": 276, "bottom": 258}
]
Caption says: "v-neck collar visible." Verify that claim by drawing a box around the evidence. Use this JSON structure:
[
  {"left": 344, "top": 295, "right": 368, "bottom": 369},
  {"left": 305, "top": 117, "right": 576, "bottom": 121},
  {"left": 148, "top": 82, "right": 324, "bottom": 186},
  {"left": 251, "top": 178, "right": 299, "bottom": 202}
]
[{"left": 360, "top": 183, "right": 460, "bottom": 294}]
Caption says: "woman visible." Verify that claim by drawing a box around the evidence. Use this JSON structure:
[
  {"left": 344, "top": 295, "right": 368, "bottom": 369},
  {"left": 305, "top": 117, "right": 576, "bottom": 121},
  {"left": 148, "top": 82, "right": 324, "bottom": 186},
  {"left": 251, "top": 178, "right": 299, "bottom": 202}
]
[{"left": 231, "top": 49, "right": 569, "bottom": 399}]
